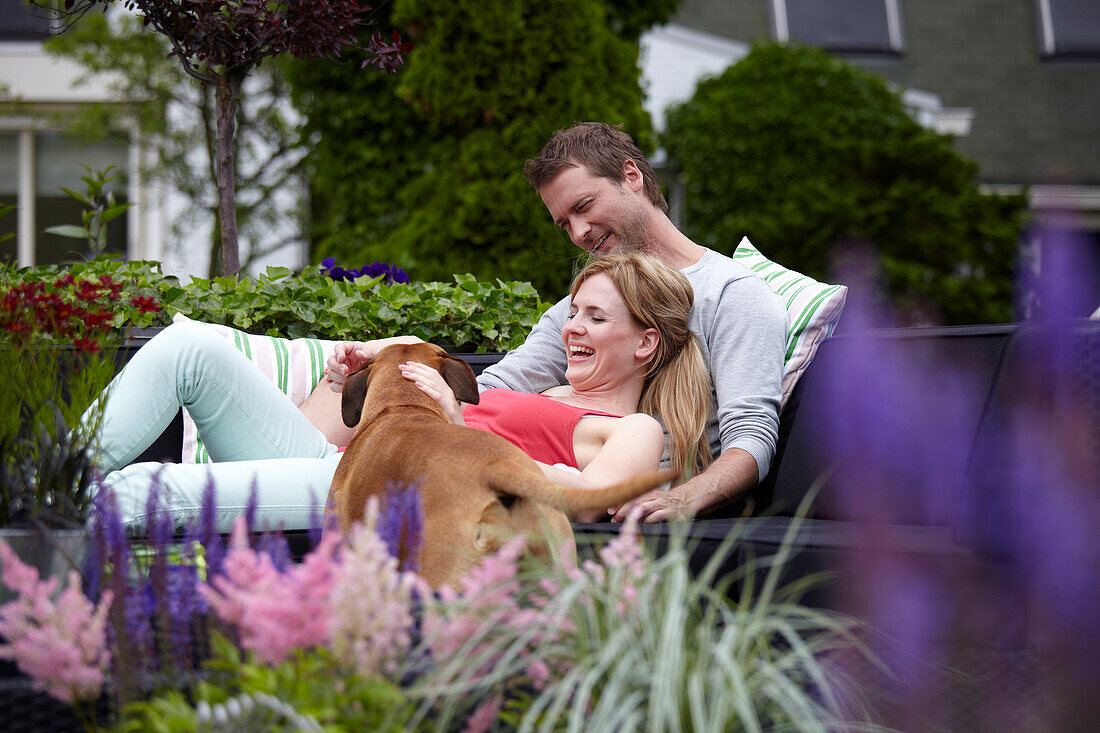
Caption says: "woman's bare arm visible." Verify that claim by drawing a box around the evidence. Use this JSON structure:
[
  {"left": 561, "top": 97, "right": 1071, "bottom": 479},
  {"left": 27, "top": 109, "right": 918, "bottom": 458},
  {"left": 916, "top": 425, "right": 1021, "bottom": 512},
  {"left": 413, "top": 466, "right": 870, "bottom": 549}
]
[
  {"left": 396, "top": 363, "right": 666, "bottom": 521},
  {"left": 537, "top": 413, "right": 665, "bottom": 521}
]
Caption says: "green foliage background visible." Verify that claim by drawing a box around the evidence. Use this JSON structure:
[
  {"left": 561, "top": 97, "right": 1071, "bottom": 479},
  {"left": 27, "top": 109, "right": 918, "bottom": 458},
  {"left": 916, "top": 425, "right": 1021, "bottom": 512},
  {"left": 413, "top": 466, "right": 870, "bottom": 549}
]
[
  {"left": 1, "top": 258, "right": 547, "bottom": 352},
  {"left": 663, "top": 44, "right": 1028, "bottom": 325},
  {"left": 287, "top": 0, "right": 678, "bottom": 299}
]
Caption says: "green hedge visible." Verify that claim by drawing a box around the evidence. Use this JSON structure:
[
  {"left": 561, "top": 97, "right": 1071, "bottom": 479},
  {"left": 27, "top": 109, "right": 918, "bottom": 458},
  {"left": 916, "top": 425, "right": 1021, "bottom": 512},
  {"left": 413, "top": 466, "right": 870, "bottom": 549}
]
[
  {"left": 287, "top": 0, "right": 665, "bottom": 299},
  {"left": 0, "top": 258, "right": 549, "bottom": 352}
]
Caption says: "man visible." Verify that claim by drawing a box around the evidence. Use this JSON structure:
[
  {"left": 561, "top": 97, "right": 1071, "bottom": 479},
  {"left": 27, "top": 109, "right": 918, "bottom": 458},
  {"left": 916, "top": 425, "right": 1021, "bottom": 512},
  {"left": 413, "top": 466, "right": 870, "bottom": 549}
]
[
  {"left": 318, "top": 122, "right": 787, "bottom": 521},
  {"left": 476, "top": 122, "right": 787, "bottom": 522}
]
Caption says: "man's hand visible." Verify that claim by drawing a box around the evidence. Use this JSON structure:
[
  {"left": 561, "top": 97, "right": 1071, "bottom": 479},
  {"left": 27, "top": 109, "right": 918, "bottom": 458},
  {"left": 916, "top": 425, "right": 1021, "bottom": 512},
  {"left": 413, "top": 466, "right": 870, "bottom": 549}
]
[
  {"left": 609, "top": 448, "right": 760, "bottom": 523},
  {"left": 609, "top": 485, "right": 708, "bottom": 523}
]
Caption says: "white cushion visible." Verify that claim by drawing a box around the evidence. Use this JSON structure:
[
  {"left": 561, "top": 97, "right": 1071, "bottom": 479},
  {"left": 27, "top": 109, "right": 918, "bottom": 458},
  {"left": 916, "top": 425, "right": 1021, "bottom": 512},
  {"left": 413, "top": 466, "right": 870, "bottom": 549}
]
[
  {"left": 172, "top": 313, "right": 339, "bottom": 463},
  {"left": 732, "top": 238, "right": 847, "bottom": 406}
]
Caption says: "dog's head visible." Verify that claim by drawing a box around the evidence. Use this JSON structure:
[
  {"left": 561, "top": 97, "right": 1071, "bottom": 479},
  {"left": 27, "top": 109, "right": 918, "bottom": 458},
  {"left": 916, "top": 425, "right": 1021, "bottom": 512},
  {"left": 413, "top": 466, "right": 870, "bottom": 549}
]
[{"left": 340, "top": 342, "right": 480, "bottom": 428}]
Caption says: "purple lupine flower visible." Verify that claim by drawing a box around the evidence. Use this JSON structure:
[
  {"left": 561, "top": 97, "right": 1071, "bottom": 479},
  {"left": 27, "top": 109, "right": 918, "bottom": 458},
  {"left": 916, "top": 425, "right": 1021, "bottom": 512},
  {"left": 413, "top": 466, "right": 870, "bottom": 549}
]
[
  {"left": 83, "top": 484, "right": 114, "bottom": 602},
  {"left": 307, "top": 489, "right": 325, "bottom": 552},
  {"left": 143, "top": 480, "right": 206, "bottom": 672},
  {"left": 189, "top": 475, "right": 224, "bottom": 579},
  {"left": 259, "top": 531, "right": 293, "bottom": 573},
  {"left": 820, "top": 226, "right": 1100, "bottom": 729},
  {"left": 162, "top": 563, "right": 204, "bottom": 668},
  {"left": 322, "top": 492, "right": 341, "bottom": 536},
  {"left": 122, "top": 583, "right": 155, "bottom": 671},
  {"left": 143, "top": 481, "right": 172, "bottom": 669},
  {"left": 89, "top": 488, "right": 154, "bottom": 679},
  {"left": 377, "top": 482, "right": 424, "bottom": 573},
  {"left": 244, "top": 480, "right": 259, "bottom": 538}
]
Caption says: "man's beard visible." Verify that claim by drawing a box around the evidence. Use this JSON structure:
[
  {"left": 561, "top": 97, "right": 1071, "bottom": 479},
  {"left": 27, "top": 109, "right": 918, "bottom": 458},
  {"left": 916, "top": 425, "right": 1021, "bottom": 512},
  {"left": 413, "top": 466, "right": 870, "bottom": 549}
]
[{"left": 606, "top": 200, "right": 654, "bottom": 255}]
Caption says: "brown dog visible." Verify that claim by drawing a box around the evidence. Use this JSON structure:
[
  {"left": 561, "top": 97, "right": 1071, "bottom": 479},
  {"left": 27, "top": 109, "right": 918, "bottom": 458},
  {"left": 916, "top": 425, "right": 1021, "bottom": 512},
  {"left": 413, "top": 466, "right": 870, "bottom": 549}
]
[{"left": 325, "top": 342, "right": 672, "bottom": 589}]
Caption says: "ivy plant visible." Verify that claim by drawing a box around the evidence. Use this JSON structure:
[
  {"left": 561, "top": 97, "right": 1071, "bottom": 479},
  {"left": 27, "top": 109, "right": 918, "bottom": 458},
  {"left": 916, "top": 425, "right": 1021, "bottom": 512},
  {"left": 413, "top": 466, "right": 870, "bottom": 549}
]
[{"left": 0, "top": 258, "right": 548, "bottom": 352}]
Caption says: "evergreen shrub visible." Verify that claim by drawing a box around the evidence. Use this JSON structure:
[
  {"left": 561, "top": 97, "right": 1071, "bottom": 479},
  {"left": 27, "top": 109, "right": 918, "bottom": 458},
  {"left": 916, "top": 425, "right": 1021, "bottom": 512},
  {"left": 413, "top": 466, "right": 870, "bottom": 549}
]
[
  {"left": 663, "top": 43, "right": 1028, "bottom": 325},
  {"left": 289, "top": 0, "right": 671, "bottom": 298}
]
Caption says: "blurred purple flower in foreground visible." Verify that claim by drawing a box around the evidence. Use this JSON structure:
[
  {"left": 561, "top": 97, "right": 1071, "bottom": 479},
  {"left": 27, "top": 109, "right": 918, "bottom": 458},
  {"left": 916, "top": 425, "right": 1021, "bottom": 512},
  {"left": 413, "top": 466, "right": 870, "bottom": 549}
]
[
  {"left": 817, "top": 223, "right": 1099, "bottom": 731},
  {"left": 378, "top": 480, "right": 424, "bottom": 573}
]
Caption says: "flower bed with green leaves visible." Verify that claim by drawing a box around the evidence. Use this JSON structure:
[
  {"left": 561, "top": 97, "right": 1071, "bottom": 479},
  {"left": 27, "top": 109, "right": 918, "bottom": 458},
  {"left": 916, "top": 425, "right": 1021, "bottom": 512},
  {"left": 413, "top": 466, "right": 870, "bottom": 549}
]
[
  {"left": 0, "top": 482, "right": 883, "bottom": 732},
  {"left": 1, "top": 257, "right": 550, "bottom": 352},
  {"left": 0, "top": 272, "right": 151, "bottom": 528}
]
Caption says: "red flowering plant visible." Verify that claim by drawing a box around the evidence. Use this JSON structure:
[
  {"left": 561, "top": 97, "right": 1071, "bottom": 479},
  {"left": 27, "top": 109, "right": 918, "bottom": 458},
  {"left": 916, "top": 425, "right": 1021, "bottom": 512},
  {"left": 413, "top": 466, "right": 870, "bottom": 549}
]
[{"left": 0, "top": 272, "right": 161, "bottom": 528}]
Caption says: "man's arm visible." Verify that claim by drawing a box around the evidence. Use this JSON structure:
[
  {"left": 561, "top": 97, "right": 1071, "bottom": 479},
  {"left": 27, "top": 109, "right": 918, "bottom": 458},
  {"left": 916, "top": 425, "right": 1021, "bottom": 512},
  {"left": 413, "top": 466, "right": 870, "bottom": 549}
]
[
  {"left": 615, "top": 264, "right": 787, "bottom": 522},
  {"left": 610, "top": 448, "right": 758, "bottom": 522},
  {"left": 476, "top": 297, "right": 570, "bottom": 393}
]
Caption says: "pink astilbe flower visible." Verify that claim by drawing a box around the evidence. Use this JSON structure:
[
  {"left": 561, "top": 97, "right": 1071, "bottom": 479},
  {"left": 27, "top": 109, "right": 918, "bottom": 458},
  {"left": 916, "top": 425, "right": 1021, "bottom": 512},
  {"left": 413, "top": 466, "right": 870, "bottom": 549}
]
[
  {"left": 422, "top": 536, "right": 527, "bottom": 663},
  {"left": 423, "top": 536, "right": 569, "bottom": 695},
  {"left": 0, "top": 542, "right": 113, "bottom": 706},
  {"left": 462, "top": 693, "right": 502, "bottom": 733},
  {"left": 593, "top": 509, "right": 652, "bottom": 613},
  {"left": 199, "top": 517, "right": 341, "bottom": 664},
  {"left": 330, "top": 499, "right": 419, "bottom": 678}
]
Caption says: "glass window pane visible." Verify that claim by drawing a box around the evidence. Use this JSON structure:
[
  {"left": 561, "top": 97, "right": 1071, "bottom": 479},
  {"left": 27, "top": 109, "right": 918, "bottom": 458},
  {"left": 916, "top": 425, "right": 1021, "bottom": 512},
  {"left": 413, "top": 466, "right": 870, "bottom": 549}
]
[
  {"left": 785, "top": 0, "right": 899, "bottom": 53},
  {"left": 0, "top": 133, "right": 17, "bottom": 264},
  {"left": 1046, "top": 0, "right": 1100, "bottom": 56},
  {"left": 0, "top": 0, "right": 54, "bottom": 41},
  {"left": 35, "top": 132, "right": 128, "bottom": 265}
]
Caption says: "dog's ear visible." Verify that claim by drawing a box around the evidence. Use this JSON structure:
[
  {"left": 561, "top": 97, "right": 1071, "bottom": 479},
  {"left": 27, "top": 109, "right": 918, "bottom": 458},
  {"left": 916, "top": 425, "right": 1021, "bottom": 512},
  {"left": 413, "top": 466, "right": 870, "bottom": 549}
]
[
  {"left": 440, "top": 355, "right": 480, "bottom": 405},
  {"left": 341, "top": 364, "right": 373, "bottom": 427}
]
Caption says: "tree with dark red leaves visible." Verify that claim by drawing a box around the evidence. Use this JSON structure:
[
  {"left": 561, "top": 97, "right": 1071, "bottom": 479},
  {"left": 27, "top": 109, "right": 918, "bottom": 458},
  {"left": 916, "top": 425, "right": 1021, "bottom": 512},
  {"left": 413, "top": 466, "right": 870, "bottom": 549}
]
[{"left": 45, "top": 1, "right": 411, "bottom": 276}]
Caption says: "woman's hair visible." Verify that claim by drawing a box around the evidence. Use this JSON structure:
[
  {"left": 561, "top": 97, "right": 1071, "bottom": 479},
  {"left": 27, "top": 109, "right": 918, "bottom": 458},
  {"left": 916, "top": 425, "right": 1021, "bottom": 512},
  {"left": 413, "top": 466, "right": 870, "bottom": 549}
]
[
  {"left": 524, "top": 122, "right": 669, "bottom": 214},
  {"left": 570, "top": 254, "right": 713, "bottom": 476}
]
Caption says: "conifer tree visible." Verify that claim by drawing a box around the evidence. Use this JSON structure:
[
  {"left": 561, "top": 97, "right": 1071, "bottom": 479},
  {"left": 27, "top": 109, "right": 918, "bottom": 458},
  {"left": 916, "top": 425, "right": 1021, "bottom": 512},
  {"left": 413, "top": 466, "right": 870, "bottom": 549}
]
[{"left": 291, "top": 0, "right": 677, "bottom": 297}]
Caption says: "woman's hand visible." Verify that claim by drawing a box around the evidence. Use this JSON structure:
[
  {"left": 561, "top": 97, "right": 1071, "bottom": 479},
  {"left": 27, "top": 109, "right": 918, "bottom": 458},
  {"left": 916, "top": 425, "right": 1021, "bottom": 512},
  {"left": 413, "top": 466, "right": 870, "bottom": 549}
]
[
  {"left": 399, "top": 361, "right": 466, "bottom": 425},
  {"left": 325, "top": 336, "right": 424, "bottom": 393}
]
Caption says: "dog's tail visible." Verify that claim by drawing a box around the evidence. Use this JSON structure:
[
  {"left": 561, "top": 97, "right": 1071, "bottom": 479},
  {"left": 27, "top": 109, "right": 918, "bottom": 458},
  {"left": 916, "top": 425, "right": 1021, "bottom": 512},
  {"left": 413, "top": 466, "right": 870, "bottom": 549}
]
[{"left": 485, "top": 463, "right": 676, "bottom": 515}]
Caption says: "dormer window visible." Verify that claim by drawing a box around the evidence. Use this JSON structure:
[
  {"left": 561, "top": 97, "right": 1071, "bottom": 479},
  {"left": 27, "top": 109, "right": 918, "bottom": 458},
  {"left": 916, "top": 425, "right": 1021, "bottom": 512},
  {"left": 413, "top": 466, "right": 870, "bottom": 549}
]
[
  {"left": 772, "top": 0, "right": 904, "bottom": 55},
  {"left": 1036, "top": 0, "right": 1100, "bottom": 58}
]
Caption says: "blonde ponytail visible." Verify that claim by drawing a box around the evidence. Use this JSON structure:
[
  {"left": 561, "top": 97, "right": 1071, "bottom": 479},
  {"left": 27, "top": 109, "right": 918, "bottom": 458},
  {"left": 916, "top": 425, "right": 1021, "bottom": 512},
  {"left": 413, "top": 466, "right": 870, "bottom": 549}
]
[{"left": 640, "top": 335, "right": 712, "bottom": 476}]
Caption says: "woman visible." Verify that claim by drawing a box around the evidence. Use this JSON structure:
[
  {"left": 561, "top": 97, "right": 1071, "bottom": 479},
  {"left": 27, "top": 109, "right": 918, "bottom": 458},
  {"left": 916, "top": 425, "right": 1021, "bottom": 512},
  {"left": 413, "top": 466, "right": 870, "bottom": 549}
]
[
  {"left": 93, "top": 254, "right": 711, "bottom": 531},
  {"left": 382, "top": 255, "right": 713, "bottom": 520}
]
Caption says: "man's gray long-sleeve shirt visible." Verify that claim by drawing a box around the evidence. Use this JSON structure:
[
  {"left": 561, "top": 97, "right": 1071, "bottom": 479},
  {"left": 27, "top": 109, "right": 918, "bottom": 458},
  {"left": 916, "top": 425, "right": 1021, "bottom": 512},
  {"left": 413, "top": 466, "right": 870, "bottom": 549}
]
[{"left": 476, "top": 246, "right": 787, "bottom": 482}]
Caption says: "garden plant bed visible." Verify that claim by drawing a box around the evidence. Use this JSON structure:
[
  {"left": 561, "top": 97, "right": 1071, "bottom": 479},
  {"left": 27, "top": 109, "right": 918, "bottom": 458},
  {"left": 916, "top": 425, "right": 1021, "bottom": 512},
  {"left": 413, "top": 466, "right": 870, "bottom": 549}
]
[{"left": 4, "top": 319, "right": 1095, "bottom": 731}]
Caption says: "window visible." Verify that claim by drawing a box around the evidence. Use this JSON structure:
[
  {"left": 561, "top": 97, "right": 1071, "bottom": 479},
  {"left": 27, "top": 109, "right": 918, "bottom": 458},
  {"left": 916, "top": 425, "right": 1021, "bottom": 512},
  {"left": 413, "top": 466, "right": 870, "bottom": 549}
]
[
  {"left": 0, "top": 128, "right": 130, "bottom": 267},
  {"left": 772, "top": 0, "right": 904, "bottom": 54},
  {"left": 1036, "top": 0, "right": 1100, "bottom": 58},
  {"left": 0, "top": 134, "right": 16, "bottom": 262},
  {"left": 0, "top": 0, "right": 55, "bottom": 41}
]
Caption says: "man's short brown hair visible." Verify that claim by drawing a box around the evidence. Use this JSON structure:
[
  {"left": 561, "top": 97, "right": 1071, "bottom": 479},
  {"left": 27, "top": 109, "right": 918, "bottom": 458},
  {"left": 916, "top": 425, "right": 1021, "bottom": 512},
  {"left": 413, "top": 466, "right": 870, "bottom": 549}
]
[{"left": 523, "top": 122, "right": 668, "bottom": 214}]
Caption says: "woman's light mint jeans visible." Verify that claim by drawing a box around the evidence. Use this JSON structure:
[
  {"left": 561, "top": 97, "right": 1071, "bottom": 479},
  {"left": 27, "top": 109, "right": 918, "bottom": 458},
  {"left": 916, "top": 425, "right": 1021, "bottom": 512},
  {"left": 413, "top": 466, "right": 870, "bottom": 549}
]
[{"left": 94, "top": 320, "right": 341, "bottom": 533}]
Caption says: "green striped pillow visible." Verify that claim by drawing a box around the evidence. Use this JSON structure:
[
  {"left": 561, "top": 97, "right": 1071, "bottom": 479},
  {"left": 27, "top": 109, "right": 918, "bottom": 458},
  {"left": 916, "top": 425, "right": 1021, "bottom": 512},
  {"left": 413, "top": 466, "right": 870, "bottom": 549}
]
[
  {"left": 172, "top": 314, "right": 338, "bottom": 463},
  {"left": 732, "top": 238, "right": 847, "bottom": 405}
]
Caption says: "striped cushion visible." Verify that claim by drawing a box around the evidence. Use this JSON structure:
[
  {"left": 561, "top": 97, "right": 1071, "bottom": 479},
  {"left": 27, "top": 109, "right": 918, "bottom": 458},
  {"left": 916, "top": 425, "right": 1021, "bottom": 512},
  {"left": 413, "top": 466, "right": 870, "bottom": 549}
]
[
  {"left": 172, "top": 313, "right": 339, "bottom": 463},
  {"left": 732, "top": 238, "right": 847, "bottom": 405}
]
